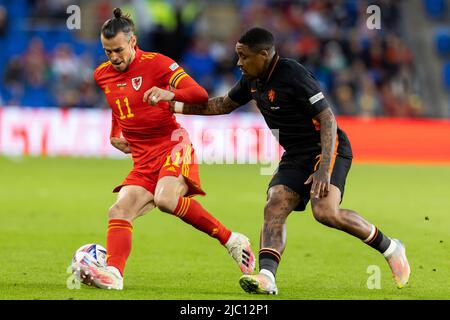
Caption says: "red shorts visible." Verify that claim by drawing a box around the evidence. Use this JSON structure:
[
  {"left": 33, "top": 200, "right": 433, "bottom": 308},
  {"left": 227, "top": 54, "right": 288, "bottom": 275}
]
[{"left": 113, "top": 144, "right": 205, "bottom": 197}]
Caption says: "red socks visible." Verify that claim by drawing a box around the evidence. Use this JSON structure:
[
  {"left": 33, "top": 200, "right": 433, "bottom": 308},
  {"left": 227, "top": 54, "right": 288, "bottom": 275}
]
[
  {"left": 106, "top": 219, "right": 132, "bottom": 276},
  {"left": 105, "top": 199, "right": 231, "bottom": 276},
  {"left": 173, "top": 197, "right": 231, "bottom": 245}
]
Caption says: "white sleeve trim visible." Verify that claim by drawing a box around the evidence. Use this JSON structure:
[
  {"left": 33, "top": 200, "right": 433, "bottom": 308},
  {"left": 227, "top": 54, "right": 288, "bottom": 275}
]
[
  {"left": 174, "top": 101, "right": 184, "bottom": 113},
  {"left": 309, "top": 92, "right": 324, "bottom": 105},
  {"left": 169, "top": 62, "right": 179, "bottom": 71}
]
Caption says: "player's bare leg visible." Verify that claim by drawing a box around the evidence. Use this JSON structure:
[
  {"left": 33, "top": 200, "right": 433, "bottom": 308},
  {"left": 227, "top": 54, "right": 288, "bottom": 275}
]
[
  {"left": 310, "top": 185, "right": 371, "bottom": 238},
  {"left": 109, "top": 185, "right": 155, "bottom": 222},
  {"left": 310, "top": 185, "right": 410, "bottom": 288},
  {"left": 240, "top": 185, "right": 300, "bottom": 295},
  {"left": 75, "top": 185, "right": 155, "bottom": 290},
  {"left": 153, "top": 175, "right": 189, "bottom": 213},
  {"left": 154, "top": 175, "right": 255, "bottom": 274}
]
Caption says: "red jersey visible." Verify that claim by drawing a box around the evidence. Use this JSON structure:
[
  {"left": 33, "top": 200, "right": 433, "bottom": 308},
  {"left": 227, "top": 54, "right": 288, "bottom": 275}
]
[{"left": 93, "top": 48, "right": 207, "bottom": 170}]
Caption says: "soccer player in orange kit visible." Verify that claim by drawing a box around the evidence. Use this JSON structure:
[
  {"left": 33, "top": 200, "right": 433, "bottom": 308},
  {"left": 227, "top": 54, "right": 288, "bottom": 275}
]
[{"left": 73, "top": 8, "right": 255, "bottom": 290}]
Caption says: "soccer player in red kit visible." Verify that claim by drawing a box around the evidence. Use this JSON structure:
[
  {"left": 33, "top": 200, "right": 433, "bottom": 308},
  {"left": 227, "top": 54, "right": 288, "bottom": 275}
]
[{"left": 73, "top": 8, "right": 255, "bottom": 290}]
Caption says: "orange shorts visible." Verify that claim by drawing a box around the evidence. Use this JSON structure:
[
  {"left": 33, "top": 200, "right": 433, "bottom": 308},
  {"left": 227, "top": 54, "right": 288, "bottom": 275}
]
[{"left": 113, "top": 144, "right": 205, "bottom": 197}]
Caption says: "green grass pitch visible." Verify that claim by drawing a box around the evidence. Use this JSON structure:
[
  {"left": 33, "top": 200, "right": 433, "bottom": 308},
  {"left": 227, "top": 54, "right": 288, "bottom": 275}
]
[{"left": 0, "top": 156, "right": 449, "bottom": 300}]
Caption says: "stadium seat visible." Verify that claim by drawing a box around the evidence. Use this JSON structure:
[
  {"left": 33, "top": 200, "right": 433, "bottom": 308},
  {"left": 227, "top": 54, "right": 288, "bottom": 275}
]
[
  {"left": 423, "top": 0, "right": 446, "bottom": 19},
  {"left": 443, "top": 61, "right": 450, "bottom": 89},
  {"left": 434, "top": 27, "right": 450, "bottom": 57},
  {"left": 22, "top": 83, "right": 56, "bottom": 107},
  {"left": 55, "top": 28, "right": 74, "bottom": 44},
  {"left": 72, "top": 40, "right": 88, "bottom": 56},
  {"left": 6, "top": 30, "right": 28, "bottom": 56}
]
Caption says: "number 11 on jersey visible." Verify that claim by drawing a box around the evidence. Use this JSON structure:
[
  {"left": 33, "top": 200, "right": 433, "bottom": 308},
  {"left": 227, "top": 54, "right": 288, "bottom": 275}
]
[{"left": 115, "top": 97, "right": 134, "bottom": 119}]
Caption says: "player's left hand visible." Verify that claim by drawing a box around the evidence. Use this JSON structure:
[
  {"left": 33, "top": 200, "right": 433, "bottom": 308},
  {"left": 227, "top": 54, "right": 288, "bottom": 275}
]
[
  {"left": 143, "top": 86, "right": 175, "bottom": 105},
  {"left": 304, "top": 168, "right": 331, "bottom": 199}
]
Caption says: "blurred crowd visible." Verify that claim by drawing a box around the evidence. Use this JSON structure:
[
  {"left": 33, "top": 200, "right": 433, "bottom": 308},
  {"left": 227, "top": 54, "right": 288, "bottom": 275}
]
[
  {"left": 0, "top": 0, "right": 426, "bottom": 117},
  {"left": 231, "top": 0, "right": 424, "bottom": 117}
]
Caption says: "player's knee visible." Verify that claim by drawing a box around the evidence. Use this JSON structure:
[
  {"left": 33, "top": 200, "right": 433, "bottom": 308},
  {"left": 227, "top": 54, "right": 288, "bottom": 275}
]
[
  {"left": 264, "top": 197, "right": 288, "bottom": 222},
  {"left": 265, "top": 197, "right": 281, "bottom": 214},
  {"left": 264, "top": 185, "right": 298, "bottom": 220},
  {"left": 154, "top": 193, "right": 176, "bottom": 213},
  {"left": 312, "top": 203, "right": 339, "bottom": 227},
  {"left": 108, "top": 203, "right": 134, "bottom": 221}
]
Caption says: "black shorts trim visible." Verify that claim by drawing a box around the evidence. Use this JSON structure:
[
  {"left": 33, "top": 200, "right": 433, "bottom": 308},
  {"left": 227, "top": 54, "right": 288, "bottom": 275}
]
[{"left": 268, "top": 154, "right": 352, "bottom": 211}]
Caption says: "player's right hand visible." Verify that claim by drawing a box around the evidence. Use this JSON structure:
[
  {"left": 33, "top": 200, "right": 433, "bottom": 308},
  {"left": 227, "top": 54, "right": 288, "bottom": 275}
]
[
  {"left": 304, "top": 167, "right": 330, "bottom": 199},
  {"left": 110, "top": 137, "right": 131, "bottom": 154},
  {"left": 143, "top": 86, "right": 175, "bottom": 106}
]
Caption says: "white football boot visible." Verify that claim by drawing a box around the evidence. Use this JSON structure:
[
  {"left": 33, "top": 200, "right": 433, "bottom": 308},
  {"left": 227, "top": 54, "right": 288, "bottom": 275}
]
[
  {"left": 384, "top": 239, "right": 411, "bottom": 288},
  {"left": 225, "top": 232, "right": 255, "bottom": 274},
  {"left": 73, "top": 253, "right": 123, "bottom": 290},
  {"left": 239, "top": 269, "right": 278, "bottom": 295}
]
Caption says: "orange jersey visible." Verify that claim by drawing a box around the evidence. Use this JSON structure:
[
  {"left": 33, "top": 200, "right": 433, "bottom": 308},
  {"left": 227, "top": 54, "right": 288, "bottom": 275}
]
[{"left": 93, "top": 47, "right": 207, "bottom": 169}]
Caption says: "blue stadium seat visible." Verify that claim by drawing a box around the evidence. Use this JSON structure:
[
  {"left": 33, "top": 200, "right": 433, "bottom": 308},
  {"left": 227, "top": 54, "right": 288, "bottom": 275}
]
[
  {"left": 6, "top": 30, "right": 28, "bottom": 56},
  {"left": 72, "top": 40, "right": 88, "bottom": 56},
  {"left": 423, "top": 0, "right": 446, "bottom": 19},
  {"left": 93, "top": 41, "right": 107, "bottom": 58},
  {"left": 5, "top": 0, "right": 28, "bottom": 19},
  {"left": 55, "top": 28, "right": 74, "bottom": 44},
  {"left": 435, "top": 27, "right": 450, "bottom": 57},
  {"left": 22, "top": 83, "right": 56, "bottom": 107},
  {"left": 443, "top": 61, "right": 450, "bottom": 89}
]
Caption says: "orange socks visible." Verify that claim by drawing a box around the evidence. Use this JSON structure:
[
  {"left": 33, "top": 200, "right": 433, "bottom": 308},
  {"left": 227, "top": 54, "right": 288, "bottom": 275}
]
[
  {"left": 173, "top": 197, "right": 232, "bottom": 245},
  {"left": 106, "top": 219, "right": 132, "bottom": 276}
]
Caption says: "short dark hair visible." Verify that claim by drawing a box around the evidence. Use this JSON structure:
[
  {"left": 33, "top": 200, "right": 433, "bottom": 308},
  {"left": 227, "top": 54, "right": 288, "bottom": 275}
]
[
  {"left": 238, "top": 27, "right": 275, "bottom": 53},
  {"left": 101, "top": 8, "right": 135, "bottom": 39}
]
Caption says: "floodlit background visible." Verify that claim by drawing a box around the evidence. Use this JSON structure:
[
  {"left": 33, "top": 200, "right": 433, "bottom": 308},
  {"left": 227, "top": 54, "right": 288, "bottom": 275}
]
[
  {"left": 1, "top": 0, "right": 449, "bottom": 116},
  {"left": 0, "top": 0, "right": 449, "bottom": 300}
]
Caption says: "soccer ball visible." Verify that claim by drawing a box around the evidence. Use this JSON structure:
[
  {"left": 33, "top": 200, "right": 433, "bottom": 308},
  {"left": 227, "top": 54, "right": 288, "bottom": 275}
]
[
  {"left": 71, "top": 244, "right": 107, "bottom": 285},
  {"left": 72, "top": 243, "right": 107, "bottom": 268}
]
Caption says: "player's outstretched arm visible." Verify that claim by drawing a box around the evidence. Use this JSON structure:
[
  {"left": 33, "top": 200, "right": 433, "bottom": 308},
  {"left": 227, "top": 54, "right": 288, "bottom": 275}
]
[{"left": 174, "top": 95, "right": 241, "bottom": 115}]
